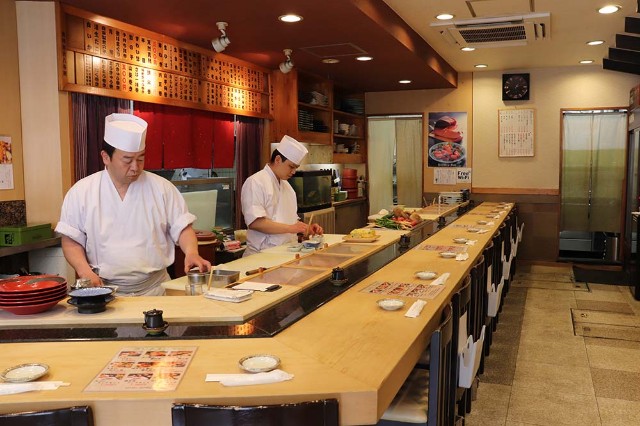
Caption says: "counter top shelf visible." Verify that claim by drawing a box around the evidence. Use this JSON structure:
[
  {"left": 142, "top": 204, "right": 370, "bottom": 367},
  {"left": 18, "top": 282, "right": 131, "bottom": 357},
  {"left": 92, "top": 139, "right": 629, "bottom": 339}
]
[{"left": 0, "top": 236, "right": 61, "bottom": 257}]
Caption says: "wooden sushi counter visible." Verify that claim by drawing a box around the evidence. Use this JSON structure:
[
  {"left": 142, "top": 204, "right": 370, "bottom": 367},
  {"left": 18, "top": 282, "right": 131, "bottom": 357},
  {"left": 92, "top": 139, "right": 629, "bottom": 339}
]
[{"left": 0, "top": 202, "right": 513, "bottom": 425}]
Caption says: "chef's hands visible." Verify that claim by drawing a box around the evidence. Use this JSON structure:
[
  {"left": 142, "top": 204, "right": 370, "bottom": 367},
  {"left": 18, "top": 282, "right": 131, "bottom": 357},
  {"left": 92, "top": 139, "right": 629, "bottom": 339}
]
[
  {"left": 84, "top": 270, "right": 103, "bottom": 287},
  {"left": 183, "top": 252, "right": 212, "bottom": 275},
  {"left": 308, "top": 223, "right": 324, "bottom": 236}
]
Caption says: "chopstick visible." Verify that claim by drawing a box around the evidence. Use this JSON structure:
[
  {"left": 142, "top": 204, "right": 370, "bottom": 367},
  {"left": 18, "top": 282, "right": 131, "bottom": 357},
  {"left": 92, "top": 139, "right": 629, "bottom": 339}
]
[
  {"left": 305, "top": 213, "right": 315, "bottom": 237},
  {"left": 207, "top": 267, "right": 214, "bottom": 291}
]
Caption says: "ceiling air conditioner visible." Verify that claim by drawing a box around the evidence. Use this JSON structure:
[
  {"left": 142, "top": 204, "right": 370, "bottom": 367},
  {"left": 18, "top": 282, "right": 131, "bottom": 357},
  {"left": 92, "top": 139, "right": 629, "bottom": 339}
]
[{"left": 432, "top": 12, "right": 550, "bottom": 48}]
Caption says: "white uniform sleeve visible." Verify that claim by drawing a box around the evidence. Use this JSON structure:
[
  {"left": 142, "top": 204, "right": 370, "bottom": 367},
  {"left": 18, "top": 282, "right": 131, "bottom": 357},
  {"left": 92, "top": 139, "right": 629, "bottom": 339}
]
[
  {"left": 162, "top": 180, "right": 196, "bottom": 243},
  {"left": 241, "top": 176, "right": 268, "bottom": 227},
  {"left": 54, "top": 186, "right": 87, "bottom": 246}
]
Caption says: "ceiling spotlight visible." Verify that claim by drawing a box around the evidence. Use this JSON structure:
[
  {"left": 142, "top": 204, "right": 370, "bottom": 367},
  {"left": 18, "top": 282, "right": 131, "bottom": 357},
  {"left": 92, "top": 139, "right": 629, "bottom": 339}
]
[
  {"left": 279, "top": 49, "right": 294, "bottom": 73},
  {"left": 278, "top": 14, "right": 303, "bottom": 23},
  {"left": 580, "top": 59, "right": 595, "bottom": 64},
  {"left": 211, "top": 22, "right": 230, "bottom": 53},
  {"left": 598, "top": 5, "right": 621, "bottom": 14},
  {"left": 436, "top": 13, "right": 454, "bottom": 20},
  {"left": 587, "top": 40, "right": 604, "bottom": 45},
  {"left": 461, "top": 47, "right": 475, "bottom": 52},
  {"left": 474, "top": 64, "right": 488, "bottom": 68},
  {"left": 322, "top": 58, "right": 340, "bottom": 64},
  {"left": 399, "top": 80, "right": 412, "bottom": 84},
  {"left": 356, "top": 56, "right": 373, "bottom": 61}
]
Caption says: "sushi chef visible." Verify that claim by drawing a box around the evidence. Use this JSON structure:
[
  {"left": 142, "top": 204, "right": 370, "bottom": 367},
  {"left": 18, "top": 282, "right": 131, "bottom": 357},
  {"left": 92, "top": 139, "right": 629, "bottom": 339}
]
[
  {"left": 55, "top": 113, "right": 210, "bottom": 296},
  {"left": 241, "top": 135, "right": 323, "bottom": 256}
]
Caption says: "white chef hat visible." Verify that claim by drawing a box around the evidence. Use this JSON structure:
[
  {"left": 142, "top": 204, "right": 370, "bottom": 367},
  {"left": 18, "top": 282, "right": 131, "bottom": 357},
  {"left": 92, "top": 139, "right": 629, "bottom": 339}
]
[
  {"left": 104, "top": 113, "right": 148, "bottom": 152},
  {"left": 277, "top": 135, "right": 307, "bottom": 165}
]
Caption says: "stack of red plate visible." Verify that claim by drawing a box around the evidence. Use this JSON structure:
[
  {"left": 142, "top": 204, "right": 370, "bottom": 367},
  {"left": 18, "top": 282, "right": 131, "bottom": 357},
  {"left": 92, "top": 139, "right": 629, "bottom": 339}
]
[{"left": 0, "top": 275, "right": 68, "bottom": 315}]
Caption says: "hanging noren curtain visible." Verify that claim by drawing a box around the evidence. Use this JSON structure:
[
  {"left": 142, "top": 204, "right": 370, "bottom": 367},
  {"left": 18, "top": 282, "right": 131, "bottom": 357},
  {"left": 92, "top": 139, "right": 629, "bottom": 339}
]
[{"left": 235, "top": 116, "right": 263, "bottom": 229}]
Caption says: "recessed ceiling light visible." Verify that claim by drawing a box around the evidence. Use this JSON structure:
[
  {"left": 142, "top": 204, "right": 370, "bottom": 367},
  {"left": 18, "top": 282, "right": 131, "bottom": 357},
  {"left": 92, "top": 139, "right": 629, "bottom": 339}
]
[
  {"left": 580, "top": 59, "right": 595, "bottom": 64},
  {"left": 399, "top": 80, "right": 412, "bottom": 84},
  {"left": 587, "top": 40, "right": 605, "bottom": 46},
  {"left": 436, "top": 13, "right": 454, "bottom": 20},
  {"left": 356, "top": 56, "right": 373, "bottom": 61},
  {"left": 598, "top": 5, "right": 621, "bottom": 14},
  {"left": 322, "top": 58, "right": 340, "bottom": 64},
  {"left": 278, "top": 14, "right": 303, "bottom": 23},
  {"left": 474, "top": 64, "right": 488, "bottom": 68},
  {"left": 461, "top": 47, "right": 476, "bottom": 52}
]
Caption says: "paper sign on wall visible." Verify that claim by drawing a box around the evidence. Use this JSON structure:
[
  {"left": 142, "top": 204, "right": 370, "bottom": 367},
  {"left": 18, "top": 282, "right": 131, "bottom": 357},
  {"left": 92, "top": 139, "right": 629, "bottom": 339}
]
[
  {"left": 433, "top": 168, "right": 456, "bottom": 184},
  {"left": 0, "top": 136, "right": 14, "bottom": 190},
  {"left": 457, "top": 168, "right": 472, "bottom": 183}
]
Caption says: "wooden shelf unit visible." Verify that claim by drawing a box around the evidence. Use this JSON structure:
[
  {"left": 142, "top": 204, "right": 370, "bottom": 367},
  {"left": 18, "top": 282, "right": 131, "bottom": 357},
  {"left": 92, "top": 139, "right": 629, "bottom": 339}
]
[{"left": 271, "top": 70, "right": 366, "bottom": 163}]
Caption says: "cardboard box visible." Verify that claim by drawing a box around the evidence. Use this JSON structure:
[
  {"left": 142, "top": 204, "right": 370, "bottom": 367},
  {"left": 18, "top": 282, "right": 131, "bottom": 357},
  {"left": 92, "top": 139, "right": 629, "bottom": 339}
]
[{"left": 0, "top": 223, "right": 53, "bottom": 246}]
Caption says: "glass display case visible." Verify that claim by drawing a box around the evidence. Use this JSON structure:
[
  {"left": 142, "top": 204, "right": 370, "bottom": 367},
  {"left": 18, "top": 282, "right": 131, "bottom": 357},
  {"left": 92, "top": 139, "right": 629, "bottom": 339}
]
[{"left": 170, "top": 178, "right": 234, "bottom": 231}]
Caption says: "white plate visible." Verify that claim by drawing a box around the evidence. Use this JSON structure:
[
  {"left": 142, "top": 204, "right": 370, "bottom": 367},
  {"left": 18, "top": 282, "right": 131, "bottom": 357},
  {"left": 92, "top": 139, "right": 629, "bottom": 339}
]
[
  {"left": 415, "top": 271, "right": 437, "bottom": 280},
  {"left": 476, "top": 220, "right": 488, "bottom": 225},
  {"left": 287, "top": 244, "right": 302, "bottom": 252},
  {"left": 0, "top": 363, "right": 49, "bottom": 383},
  {"left": 377, "top": 298, "right": 405, "bottom": 311},
  {"left": 453, "top": 237, "right": 468, "bottom": 243},
  {"left": 238, "top": 354, "right": 281, "bottom": 373},
  {"left": 439, "top": 252, "right": 457, "bottom": 258},
  {"left": 467, "top": 228, "right": 481, "bottom": 233}
]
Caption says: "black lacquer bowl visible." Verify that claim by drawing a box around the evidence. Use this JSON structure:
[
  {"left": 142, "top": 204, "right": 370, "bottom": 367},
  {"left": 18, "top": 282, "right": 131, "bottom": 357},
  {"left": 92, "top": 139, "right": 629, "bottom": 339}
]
[{"left": 67, "top": 287, "right": 115, "bottom": 314}]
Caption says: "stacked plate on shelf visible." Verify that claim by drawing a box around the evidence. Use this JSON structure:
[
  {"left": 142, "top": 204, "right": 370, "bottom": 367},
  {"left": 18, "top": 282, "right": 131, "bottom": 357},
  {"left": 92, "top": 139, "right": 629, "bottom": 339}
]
[
  {"left": 0, "top": 275, "right": 67, "bottom": 315},
  {"left": 298, "top": 110, "right": 314, "bottom": 131},
  {"left": 438, "top": 191, "right": 464, "bottom": 205}
]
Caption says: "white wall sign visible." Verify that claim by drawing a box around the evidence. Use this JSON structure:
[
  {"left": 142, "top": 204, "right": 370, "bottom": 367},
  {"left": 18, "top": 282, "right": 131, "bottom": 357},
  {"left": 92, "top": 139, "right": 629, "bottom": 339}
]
[{"left": 457, "top": 168, "right": 472, "bottom": 183}]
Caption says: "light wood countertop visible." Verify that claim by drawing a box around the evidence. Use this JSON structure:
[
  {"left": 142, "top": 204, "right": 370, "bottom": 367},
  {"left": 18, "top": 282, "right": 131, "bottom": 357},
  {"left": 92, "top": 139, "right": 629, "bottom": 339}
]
[{"left": 0, "top": 202, "right": 513, "bottom": 425}]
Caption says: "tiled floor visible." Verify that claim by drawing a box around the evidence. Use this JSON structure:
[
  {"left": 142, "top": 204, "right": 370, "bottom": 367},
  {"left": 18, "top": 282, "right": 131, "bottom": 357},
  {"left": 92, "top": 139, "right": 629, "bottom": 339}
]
[{"left": 465, "top": 264, "right": 640, "bottom": 426}]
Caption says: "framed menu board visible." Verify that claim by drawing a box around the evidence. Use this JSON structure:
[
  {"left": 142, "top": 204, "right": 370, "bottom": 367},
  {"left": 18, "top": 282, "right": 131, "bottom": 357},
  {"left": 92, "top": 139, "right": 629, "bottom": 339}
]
[
  {"left": 57, "top": 5, "right": 272, "bottom": 118},
  {"left": 498, "top": 108, "right": 535, "bottom": 157}
]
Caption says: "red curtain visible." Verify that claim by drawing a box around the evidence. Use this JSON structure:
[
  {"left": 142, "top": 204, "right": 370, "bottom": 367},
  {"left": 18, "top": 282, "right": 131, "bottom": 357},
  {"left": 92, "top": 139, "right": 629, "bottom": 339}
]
[{"left": 133, "top": 102, "right": 235, "bottom": 169}]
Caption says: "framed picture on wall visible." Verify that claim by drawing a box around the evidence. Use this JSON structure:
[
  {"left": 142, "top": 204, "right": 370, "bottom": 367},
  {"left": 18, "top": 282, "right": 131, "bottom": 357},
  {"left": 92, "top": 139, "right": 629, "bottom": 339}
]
[
  {"left": 427, "top": 112, "right": 468, "bottom": 167},
  {"left": 498, "top": 108, "right": 535, "bottom": 157}
]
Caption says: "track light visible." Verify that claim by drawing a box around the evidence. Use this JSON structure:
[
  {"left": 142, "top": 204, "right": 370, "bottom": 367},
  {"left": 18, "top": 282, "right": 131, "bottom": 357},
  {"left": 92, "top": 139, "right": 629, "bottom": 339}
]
[
  {"left": 211, "top": 22, "right": 230, "bottom": 52},
  {"left": 279, "top": 49, "right": 294, "bottom": 74}
]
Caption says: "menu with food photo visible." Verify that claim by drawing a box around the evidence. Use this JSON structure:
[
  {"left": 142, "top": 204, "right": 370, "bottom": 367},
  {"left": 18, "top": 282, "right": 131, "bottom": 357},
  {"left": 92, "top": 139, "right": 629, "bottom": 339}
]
[
  {"left": 0, "top": 136, "right": 14, "bottom": 190},
  {"left": 427, "top": 112, "right": 468, "bottom": 168}
]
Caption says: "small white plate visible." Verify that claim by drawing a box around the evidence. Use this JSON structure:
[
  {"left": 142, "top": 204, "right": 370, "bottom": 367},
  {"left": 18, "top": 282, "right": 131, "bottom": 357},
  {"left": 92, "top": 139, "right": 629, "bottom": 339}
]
[
  {"left": 486, "top": 214, "right": 497, "bottom": 218},
  {"left": 287, "top": 244, "right": 302, "bottom": 252},
  {"left": 453, "top": 237, "right": 468, "bottom": 244},
  {"left": 477, "top": 220, "right": 488, "bottom": 225},
  {"left": 467, "top": 228, "right": 481, "bottom": 233},
  {"left": 377, "top": 298, "right": 405, "bottom": 311},
  {"left": 0, "top": 363, "right": 49, "bottom": 383},
  {"left": 439, "top": 252, "right": 457, "bottom": 258},
  {"left": 238, "top": 354, "right": 281, "bottom": 373},
  {"left": 415, "top": 271, "right": 437, "bottom": 280}
]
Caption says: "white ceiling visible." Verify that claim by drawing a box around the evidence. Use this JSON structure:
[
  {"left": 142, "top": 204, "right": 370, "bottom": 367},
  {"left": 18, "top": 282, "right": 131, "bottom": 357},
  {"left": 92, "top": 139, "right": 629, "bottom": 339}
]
[{"left": 384, "top": 0, "right": 638, "bottom": 72}]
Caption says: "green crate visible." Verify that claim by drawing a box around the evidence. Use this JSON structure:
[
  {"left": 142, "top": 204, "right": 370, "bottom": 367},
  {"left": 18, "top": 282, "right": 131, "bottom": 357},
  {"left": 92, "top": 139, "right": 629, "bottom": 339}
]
[{"left": 0, "top": 223, "right": 53, "bottom": 246}]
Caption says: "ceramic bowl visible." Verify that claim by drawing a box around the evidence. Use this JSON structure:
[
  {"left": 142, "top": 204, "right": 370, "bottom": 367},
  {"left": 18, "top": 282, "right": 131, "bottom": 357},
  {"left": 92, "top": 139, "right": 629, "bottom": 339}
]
[
  {"left": 377, "top": 298, "right": 405, "bottom": 311},
  {"left": 439, "top": 251, "right": 457, "bottom": 258},
  {"left": 238, "top": 354, "right": 280, "bottom": 373},
  {"left": 453, "top": 237, "right": 468, "bottom": 244},
  {"left": 415, "top": 271, "right": 437, "bottom": 280},
  {"left": 301, "top": 240, "right": 321, "bottom": 249}
]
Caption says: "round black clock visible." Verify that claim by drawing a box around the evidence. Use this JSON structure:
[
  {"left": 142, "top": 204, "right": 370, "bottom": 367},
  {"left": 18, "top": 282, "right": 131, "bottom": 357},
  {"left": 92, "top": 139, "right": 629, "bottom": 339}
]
[{"left": 502, "top": 73, "right": 530, "bottom": 101}]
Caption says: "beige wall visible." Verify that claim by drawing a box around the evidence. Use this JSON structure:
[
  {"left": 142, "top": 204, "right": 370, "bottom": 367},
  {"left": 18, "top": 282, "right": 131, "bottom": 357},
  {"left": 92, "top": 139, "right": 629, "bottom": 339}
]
[
  {"left": 473, "top": 67, "right": 639, "bottom": 193},
  {"left": 0, "top": 0, "right": 25, "bottom": 202},
  {"left": 365, "top": 73, "right": 474, "bottom": 195}
]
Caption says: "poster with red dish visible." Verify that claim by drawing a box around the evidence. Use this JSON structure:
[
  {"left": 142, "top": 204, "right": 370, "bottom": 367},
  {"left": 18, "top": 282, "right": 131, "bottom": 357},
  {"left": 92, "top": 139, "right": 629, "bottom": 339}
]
[{"left": 427, "top": 112, "right": 467, "bottom": 167}]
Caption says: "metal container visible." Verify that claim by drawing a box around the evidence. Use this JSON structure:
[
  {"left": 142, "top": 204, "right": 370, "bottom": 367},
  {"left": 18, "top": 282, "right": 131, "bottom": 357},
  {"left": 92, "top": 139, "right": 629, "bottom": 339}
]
[{"left": 209, "top": 270, "right": 240, "bottom": 288}]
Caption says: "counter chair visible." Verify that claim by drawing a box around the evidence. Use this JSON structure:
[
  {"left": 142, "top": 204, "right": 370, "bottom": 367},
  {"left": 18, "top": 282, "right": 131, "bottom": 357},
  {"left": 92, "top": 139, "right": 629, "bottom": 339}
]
[
  {"left": 171, "top": 399, "right": 339, "bottom": 426},
  {"left": 0, "top": 406, "right": 94, "bottom": 426},
  {"left": 479, "top": 241, "right": 495, "bottom": 375},
  {"left": 377, "top": 303, "right": 455, "bottom": 426},
  {"left": 452, "top": 276, "right": 472, "bottom": 421},
  {"left": 464, "top": 255, "right": 486, "bottom": 414}
]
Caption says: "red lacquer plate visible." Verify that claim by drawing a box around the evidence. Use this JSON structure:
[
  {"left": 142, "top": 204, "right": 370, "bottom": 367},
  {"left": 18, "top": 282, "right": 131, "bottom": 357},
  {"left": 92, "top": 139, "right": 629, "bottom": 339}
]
[
  {"left": 0, "top": 299, "right": 63, "bottom": 315},
  {"left": 0, "top": 276, "right": 66, "bottom": 293}
]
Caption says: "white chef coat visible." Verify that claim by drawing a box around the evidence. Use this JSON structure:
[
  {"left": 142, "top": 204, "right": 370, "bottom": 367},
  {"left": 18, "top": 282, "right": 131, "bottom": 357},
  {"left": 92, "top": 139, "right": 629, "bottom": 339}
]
[
  {"left": 55, "top": 170, "right": 195, "bottom": 295},
  {"left": 241, "top": 164, "right": 298, "bottom": 256}
]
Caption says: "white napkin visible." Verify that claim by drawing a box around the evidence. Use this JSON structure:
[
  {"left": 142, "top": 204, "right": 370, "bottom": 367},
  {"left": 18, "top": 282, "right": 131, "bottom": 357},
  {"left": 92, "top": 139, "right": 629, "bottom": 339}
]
[
  {"left": 476, "top": 229, "right": 489, "bottom": 234},
  {"left": 486, "top": 221, "right": 495, "bottom": 226},
  {"left": 465, "top": 240, "right": 477, "bottom": 246},
  {"left": 431, "top": 272, "right": 450, "bottom": 286},
  {"left": 456, "top": 253, "right": 469, "bottom": 261},
  {"left": 205, "top": 369, "right": 294, "bottom": 387},
  {"left": 0, "top": 381, "right": 69, "bottom": 395},
  {"left": 404, "top": 300, "right": 427, "bottom": 318}
]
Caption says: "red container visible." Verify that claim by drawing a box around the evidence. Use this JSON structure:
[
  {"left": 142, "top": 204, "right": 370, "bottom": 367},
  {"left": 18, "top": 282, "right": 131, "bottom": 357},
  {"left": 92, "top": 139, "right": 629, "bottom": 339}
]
[
  {"left": 346, "top": 189, "right": 358, "bottom": 199},
  {"left": 342, "top": 168, "right": 357, "bottom": 178},
  {"left": 341, "top": 177, "right": 357, "bottom": 189}
]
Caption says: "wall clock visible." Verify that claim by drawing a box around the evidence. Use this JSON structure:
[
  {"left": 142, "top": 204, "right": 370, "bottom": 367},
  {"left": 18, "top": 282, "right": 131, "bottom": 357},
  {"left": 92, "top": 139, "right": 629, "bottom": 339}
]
[{"left": 502, "top": 73, "right": 530, "bottom": 101}]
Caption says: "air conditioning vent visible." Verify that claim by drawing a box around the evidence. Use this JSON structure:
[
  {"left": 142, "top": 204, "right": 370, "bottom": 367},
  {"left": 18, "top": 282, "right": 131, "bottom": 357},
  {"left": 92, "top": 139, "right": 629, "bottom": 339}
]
[{"left": 432, "top": 12, "right": 550, "bottom": 48}]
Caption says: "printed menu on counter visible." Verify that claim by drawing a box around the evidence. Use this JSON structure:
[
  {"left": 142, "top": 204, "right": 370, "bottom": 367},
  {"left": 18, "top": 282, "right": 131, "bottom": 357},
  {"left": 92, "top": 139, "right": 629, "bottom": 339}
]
[
  {"left": 361, "top": 281, "right": 445, "bottom": 299},
  {"left": 84, "top": 346, "right": 197, "bottom": 392}
]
